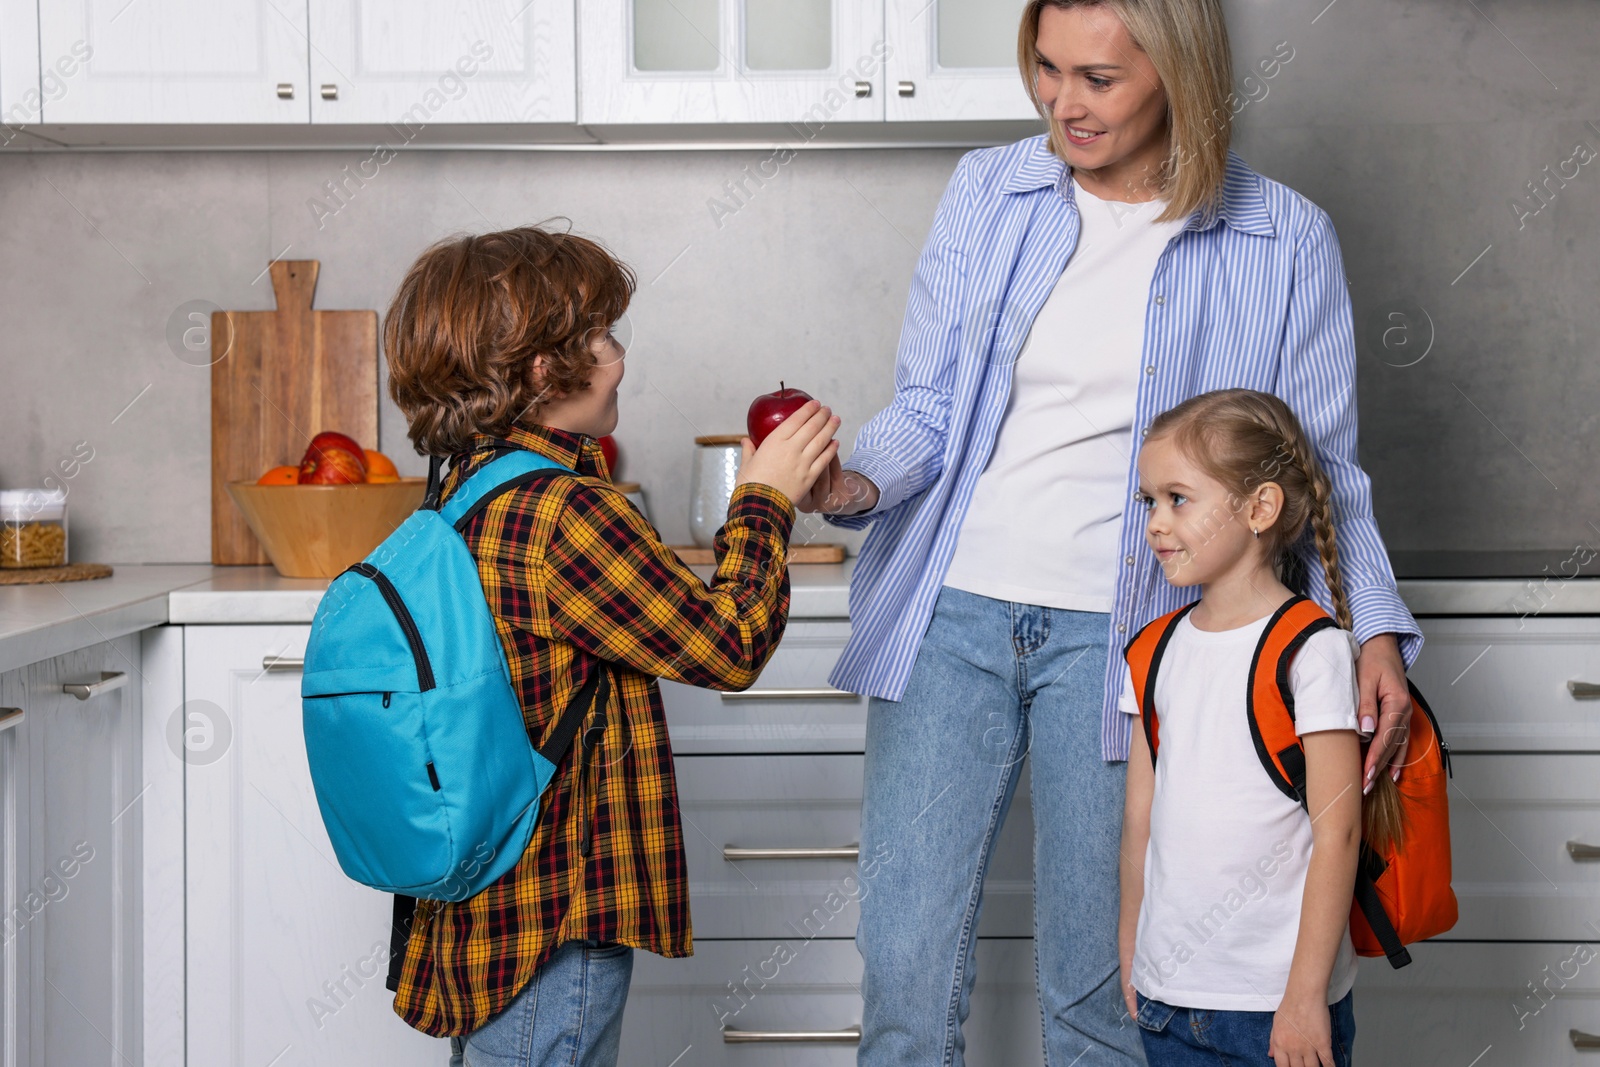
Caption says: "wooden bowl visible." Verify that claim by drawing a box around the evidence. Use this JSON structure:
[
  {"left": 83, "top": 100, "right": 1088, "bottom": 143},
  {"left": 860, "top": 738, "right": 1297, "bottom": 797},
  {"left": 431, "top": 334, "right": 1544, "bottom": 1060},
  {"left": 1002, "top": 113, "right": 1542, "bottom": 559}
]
[{"left": 224, "top": 477, "right": 428, "bottom": 579}]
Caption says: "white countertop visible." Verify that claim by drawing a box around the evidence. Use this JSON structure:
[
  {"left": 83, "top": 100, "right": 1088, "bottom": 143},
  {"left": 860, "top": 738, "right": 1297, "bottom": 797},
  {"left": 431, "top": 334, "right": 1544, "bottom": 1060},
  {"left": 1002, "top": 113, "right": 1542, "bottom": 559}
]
[
  {"left": 166, "top": 559, "right": 856, "bottom": 623},
  {"left": 0, "top": 558, "right": 1593, "bottom": 673}
]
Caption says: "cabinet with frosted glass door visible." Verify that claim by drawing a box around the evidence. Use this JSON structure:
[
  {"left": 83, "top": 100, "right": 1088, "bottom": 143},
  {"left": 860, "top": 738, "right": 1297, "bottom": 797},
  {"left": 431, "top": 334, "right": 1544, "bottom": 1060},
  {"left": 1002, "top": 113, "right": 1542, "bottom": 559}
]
[
  {"left": 885, "top": 0, "right": 1039, "bottom": 121},
  {"left": 578, "top": 0, "right": 885, "bottom": 124}
]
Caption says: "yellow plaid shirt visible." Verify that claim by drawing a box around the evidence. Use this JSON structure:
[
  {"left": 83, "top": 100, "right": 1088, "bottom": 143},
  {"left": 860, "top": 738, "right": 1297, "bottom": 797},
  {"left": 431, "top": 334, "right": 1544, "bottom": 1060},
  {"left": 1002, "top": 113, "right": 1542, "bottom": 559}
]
[{"left": 392, "top": 423, "right": 794, "bottom": 1036}]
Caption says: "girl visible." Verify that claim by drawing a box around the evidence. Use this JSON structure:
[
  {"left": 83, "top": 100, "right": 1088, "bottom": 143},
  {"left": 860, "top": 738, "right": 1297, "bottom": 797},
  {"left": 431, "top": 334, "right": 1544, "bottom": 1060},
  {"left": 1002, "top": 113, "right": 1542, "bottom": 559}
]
[{"left": 1118, "top": 389, "right": 1404, "bottom": 1067}]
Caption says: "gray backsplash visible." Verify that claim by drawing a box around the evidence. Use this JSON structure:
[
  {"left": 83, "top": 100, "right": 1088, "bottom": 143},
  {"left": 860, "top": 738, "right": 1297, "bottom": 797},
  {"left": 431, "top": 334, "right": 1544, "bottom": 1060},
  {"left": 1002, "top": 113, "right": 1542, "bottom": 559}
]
[{"left": 1, "top": 0, "right": 1597, "bottom": 570}]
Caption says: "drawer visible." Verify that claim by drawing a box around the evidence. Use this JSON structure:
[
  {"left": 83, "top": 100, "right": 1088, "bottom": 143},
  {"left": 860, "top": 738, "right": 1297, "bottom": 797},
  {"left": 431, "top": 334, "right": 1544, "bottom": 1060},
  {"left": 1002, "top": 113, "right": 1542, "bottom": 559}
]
[
  {"left": 1409, "top": 617, "right": 1600, "bottom": 751},
  {"left": 1446, "top": 754, "right": 1600, "bottom": 940},
  {"left": 661, "top": 622, "right": 867, "bottom": 753},
  {"left": 676, "top": 755, "right": 1034, "bottom": 939},
  {"left": 619, "top": 939, "right": 1046, "bottom": 1067},
  {"left": 1355, "top": 941, "right": 1600, "bottom": 1066}
]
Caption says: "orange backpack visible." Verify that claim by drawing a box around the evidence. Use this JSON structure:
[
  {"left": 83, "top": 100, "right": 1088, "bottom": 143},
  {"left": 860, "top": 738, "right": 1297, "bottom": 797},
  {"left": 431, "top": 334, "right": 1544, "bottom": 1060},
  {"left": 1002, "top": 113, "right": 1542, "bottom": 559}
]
[{"left": 1124, "top": 594, "right": 1458, "bottom": 968}]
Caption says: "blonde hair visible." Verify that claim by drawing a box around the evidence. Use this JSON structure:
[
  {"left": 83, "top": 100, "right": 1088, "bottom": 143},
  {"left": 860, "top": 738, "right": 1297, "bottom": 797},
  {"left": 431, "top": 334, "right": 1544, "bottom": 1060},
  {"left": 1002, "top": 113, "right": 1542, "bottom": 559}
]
[
  {"left": 1016, "top": 0, "right": 1233, "bottom": 226},
  {"left": 1146, "top": 388, "right": 1405, "bottom": 852}
]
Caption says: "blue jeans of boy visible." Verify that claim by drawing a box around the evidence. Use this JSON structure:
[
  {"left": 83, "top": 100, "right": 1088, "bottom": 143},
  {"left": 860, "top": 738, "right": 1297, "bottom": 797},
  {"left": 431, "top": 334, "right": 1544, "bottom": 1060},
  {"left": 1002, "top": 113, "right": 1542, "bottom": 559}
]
[
  {"left": 856, "top": 584, "right": 1143, "bottom": 1066},
  {"left": 1135, "top": 989, "right": 1356, "bottom": 1066},
  {"left": 446, "top": 939, "right": 632, "bottom": 1067}
]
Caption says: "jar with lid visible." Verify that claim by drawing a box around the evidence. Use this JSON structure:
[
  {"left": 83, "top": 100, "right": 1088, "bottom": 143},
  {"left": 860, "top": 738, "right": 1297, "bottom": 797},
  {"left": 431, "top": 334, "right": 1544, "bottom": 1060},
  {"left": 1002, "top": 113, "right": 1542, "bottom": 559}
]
[{"left": 0, "top": 489, "right": 69, "bottom": 568}]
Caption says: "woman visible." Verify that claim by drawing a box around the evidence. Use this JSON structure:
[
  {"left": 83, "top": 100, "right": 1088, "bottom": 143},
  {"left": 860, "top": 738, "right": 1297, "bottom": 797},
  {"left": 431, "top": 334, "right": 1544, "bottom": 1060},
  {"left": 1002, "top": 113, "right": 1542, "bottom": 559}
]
[{"left": 804, "top": 2, "right": 1421, "bottom": 1064}]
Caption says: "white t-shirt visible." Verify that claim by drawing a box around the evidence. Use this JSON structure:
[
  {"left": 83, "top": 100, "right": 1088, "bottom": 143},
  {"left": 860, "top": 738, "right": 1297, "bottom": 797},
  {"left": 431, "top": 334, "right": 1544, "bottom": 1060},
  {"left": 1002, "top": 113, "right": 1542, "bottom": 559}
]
[
  {"left": 942, "top": 180, "right": 1189, "bottom": 611},
  {"left": 1119, "top": 609, "right": 1362, "bottom": 1011}
]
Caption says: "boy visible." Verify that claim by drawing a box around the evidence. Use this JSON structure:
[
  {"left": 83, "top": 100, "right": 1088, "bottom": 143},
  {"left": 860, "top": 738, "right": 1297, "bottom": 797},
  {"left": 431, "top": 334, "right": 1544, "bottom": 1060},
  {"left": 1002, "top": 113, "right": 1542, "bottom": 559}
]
[{"left": 382, "top": 225, "right": 840, "bottom": 1065}]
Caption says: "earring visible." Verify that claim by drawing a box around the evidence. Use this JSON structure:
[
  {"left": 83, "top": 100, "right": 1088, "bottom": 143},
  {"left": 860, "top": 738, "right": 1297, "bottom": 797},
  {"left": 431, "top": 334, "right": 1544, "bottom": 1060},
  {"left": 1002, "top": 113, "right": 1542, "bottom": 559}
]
[{"left": 1251, "top": 527, "right": 1259, "bottom": 539}]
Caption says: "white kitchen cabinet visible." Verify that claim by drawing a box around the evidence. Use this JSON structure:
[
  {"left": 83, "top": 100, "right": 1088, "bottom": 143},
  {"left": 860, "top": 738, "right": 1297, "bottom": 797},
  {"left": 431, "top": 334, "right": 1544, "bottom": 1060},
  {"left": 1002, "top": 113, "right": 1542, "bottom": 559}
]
[
  {"left": 38, "top": 0, "right": 312, "bottom": 123},
  {"left": 1355, "top": 941, "right": 1600, "bottom": 1066},
  {"left": 183, "top": 624, "right": 447, "bottom": 1066},
  {"left": 0, "top": 638, "right": 143, "bottom": 1067},
  {"left": 308, "top": 0, "right": 576, "bottom": 125},
  {"left": 0, "top": 0, "right": 41, "bottom": 126},
  {"left": 620, "top": 938, "right": 1046, "bottom": 1066},
  {"left": 577, "top": 0, "right": 885, "bottom": 125},
  {"left": 884, "top": 0, "right": 1037, "bottom": 121}
]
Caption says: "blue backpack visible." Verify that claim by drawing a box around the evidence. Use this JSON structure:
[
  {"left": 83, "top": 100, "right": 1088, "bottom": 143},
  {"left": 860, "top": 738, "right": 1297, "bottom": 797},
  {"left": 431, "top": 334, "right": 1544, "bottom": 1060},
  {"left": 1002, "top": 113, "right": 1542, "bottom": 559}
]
[{"left": 301, "top": 449, "right": 609, "bottom": 902}]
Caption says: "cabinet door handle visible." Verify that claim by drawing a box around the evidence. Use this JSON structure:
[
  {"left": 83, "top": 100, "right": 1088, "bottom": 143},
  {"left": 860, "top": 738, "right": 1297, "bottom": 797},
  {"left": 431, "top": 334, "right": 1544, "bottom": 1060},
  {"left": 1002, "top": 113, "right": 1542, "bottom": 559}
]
[
  {"left": 724, "top": 1025, "right": 861, "bottom": 1044},
  {"left": 61, "top": 671, "right": 128, "bottom": 701},
  {"left": 723, "top": 845, "right": 859, "bottom": 861},
  {"left": 720, "top": 687, "right": 858, "bottom": 702},
  {"left": 1572, "top": 1029, "right": 1600, "bottom": 1050},
  {"left": 853, "top": 80, "right": 872, "bottom": 97},
  {"left": 320, "top": 83, "right": 338, "bottom": 100},
  {"left": 1568, "top": 841, "right": 1600, "bottom": 861},
  {"left": 276, "top": 82, "right": 295, "bottom": 99},
  {"left": 1569, "top": 680, "right": 1600, "bottom": 699},
  {"left": 262, "top": 655, "right": 304, "bottom": 672},
  {"left": 897, "top": 80, "right": 916, "bottom": 97},
  {"left": 0, "top": 708, "right": 23, "bottom": 732}
]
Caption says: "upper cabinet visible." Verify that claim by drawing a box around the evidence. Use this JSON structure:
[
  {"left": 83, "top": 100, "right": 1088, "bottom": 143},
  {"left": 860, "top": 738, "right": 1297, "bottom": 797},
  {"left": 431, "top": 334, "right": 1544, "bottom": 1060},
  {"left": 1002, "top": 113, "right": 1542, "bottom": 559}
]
[
  {"left": 885, "top": 0, "right": 1037, "bottom": 121},
  {"left": 38, "top": 0, "right": 312, "bottom": 123},
  {"left": 15, "top": 0, "right": 1047, "bottom": 131},
  {"left": 577, "top": 0, "right": 885, "bottom": 124},
  {"left": 308, "top": 0, "right": 575, "bottom": 124}
]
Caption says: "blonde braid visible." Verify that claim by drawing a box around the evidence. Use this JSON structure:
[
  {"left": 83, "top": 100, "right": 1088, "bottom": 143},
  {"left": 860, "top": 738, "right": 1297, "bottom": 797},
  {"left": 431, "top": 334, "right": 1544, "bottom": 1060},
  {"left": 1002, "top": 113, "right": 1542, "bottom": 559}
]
[{"left": 1280, "top": 433, "right": 1353, "bottom": 631}]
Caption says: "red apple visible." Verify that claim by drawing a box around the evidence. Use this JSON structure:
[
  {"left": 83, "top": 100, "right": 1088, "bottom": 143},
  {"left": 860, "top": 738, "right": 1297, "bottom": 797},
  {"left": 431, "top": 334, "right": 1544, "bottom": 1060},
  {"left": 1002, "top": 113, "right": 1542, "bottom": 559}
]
[
  {"left": 597, "top": 434, "right": 619, "bottom": 473},
  {"left": 298, "top": 446, "right": 367, "bottom": 485},
  {"left": 747, "top": 382, "right": 815, "bottom": 448},
  {"left": 306, "top": 431, "right": 366, "bottom": 465}
]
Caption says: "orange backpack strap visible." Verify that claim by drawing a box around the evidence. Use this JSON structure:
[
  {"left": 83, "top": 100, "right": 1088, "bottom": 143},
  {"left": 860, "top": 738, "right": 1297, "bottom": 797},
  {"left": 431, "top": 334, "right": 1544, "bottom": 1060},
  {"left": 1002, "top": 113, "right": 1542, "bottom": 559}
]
[
  {"left": 1122, "top": 602, "right": 1200, "bottom": 766},
  {"left": 1247, "top": 595, "right": 1338, "bottom": 808}
]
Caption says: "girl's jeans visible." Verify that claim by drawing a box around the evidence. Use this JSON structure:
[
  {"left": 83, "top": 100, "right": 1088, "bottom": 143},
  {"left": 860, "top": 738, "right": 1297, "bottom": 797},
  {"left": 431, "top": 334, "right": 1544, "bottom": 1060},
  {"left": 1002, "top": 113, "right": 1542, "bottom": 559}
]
[
  {"left": 1135, "top": 989, "right": 1356, "bottom": 1066},
  {"left": 446, "top": 939, "right": 633, "bottom": 1067},
  {"left": 856, "top": 584, "right": 1144, "bottom": 1066}
]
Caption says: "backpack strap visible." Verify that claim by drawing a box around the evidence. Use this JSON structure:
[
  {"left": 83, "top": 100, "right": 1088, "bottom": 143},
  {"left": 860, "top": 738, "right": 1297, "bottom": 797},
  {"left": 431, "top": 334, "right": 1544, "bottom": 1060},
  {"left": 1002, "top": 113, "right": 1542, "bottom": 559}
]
[
  {"left": 1353, "top": 843, "right": 1412, "bottom": 967},
  {"left": 1246, "top": 594, "right": 1337, "bottom": 808},
  {"left": 436, "top": 451, "right": 575, "bottom": 530},
  {"left": 1123, "top": 602, "right": 1200, "bottom": 767}
]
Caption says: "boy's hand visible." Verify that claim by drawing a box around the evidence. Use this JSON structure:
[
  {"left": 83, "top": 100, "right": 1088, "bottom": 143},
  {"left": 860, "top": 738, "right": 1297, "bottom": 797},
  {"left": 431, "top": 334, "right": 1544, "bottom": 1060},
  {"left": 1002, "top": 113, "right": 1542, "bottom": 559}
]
[
  {"left": 1268, "top": 992, "right": 1335, "bottom": 1067},
  {"left": 736, "top": 399, "right": 840, "bottom": 509}
]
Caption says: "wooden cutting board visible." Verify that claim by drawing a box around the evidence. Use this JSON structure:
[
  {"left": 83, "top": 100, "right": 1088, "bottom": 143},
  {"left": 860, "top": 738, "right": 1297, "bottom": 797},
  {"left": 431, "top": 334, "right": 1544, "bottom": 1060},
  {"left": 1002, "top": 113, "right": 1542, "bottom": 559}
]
[{"left": 210, "top": 261, "right": 378, "bottom": 564}]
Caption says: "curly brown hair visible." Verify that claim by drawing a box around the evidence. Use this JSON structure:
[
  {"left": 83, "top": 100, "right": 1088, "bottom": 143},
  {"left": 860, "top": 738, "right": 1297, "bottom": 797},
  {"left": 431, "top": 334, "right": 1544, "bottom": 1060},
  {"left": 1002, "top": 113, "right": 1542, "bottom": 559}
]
[
  {"left": 1146, "top": 388, "right": 1406, "bottom": 853},
  {"left": 384, "top": 224, "right": 636, "bottom": 456}
]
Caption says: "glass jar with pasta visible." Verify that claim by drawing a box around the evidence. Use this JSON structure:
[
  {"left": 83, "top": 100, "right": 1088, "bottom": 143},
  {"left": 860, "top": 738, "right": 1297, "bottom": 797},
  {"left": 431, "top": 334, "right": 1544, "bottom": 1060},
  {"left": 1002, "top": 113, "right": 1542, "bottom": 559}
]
[{"left": 0, "top": 489, "right": 68, "bottom": 569}]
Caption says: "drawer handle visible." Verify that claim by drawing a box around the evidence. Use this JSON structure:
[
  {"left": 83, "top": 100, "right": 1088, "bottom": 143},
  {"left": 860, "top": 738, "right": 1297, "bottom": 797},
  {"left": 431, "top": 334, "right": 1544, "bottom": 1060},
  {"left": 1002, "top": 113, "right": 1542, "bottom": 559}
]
[
  {"left": 720, "top": 687, "right": 858, "bottom": 702},
  {"left": 1572, "top": 1029, "right": 1600, "bottom": 1050},
  {"left": 61, "top": 671, "right": 128, "bottom": 701},
  {"left": 0, "top": 708, "right": 23, "bottom": 732},
  {"left": 1568, "top": 841, "right": 1600, "bottom": 861},
  {"left": 262, "top": 655, "right": 304, "bottom": 672},
  {"left": 723, "top": 1025, "right": 861, "bottom": 1044},
  {"left": 723, "top": 845, "right": 859, "bottom": 861},
  {"left": 1569, "top": 680, "right": 1600, "bottom": 699}
]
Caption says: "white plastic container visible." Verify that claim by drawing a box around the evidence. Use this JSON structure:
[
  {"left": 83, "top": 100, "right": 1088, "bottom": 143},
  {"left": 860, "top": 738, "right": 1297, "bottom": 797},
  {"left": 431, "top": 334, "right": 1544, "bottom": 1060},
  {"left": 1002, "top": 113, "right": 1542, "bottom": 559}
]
[{"left": 0, "top": 488, "right": 69, "bottom": 568}]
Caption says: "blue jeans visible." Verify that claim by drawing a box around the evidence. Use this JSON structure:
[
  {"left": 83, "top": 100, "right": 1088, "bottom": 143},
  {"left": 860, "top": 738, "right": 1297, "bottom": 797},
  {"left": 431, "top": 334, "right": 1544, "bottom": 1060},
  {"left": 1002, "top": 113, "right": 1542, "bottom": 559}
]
[
  {"left": 446, "top": 939, "right": 633, "bottom": 1067},
  {"left": 1135, "top": 989, "right": 1356, "bottom": 1066},
  {"left": 856, "top": 584, "right": 1143, "bottom": 1066}
]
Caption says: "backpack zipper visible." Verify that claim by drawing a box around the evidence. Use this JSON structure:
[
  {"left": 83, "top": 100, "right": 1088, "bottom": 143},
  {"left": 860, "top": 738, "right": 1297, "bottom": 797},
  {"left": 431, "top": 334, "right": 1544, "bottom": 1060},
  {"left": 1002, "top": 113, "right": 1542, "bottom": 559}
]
[{"left": 349, "top": 563, "right": 436, "bottom": 692}]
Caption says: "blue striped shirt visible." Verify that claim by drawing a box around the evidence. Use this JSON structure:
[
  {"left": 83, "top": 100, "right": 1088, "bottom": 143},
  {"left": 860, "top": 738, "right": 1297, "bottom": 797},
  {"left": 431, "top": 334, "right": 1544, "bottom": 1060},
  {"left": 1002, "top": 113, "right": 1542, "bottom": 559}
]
[{"left": 824, "top": 134, "right": 1422, "bottom": 761}]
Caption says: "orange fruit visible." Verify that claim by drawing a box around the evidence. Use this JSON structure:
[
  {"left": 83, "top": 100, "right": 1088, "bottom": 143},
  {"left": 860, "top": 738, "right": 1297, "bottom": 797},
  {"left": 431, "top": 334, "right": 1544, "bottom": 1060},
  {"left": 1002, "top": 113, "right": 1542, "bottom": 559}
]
[
  {"left": 364, "top": 449, "right": 400, "bottom": 483},
  {"left": 257, "top": 465, "right": 299, "bottom": 486}
]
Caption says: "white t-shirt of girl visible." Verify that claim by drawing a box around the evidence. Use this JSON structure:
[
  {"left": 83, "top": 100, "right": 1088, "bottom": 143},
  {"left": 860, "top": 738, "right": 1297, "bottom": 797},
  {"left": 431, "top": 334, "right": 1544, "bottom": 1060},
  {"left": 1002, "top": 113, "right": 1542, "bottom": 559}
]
[
  {"left": 942, "top": 180, "right": 1189, "bottom": 612},
  {"left": 1118, "top": 609, "right": 1362, "bottom": 1011}
]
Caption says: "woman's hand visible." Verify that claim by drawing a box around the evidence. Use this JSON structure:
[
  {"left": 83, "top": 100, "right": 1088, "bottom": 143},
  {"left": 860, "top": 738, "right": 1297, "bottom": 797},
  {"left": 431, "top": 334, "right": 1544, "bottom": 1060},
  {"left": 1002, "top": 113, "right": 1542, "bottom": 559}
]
[
  {"left": 735, "top": 400, "right": 840, "bottom": 508},
  {"left": 1355, "top": 633, "right": 1412, "bottom": 793},
  {"left": 798, "top": 452, "right": 881, "bottom": 516}
]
